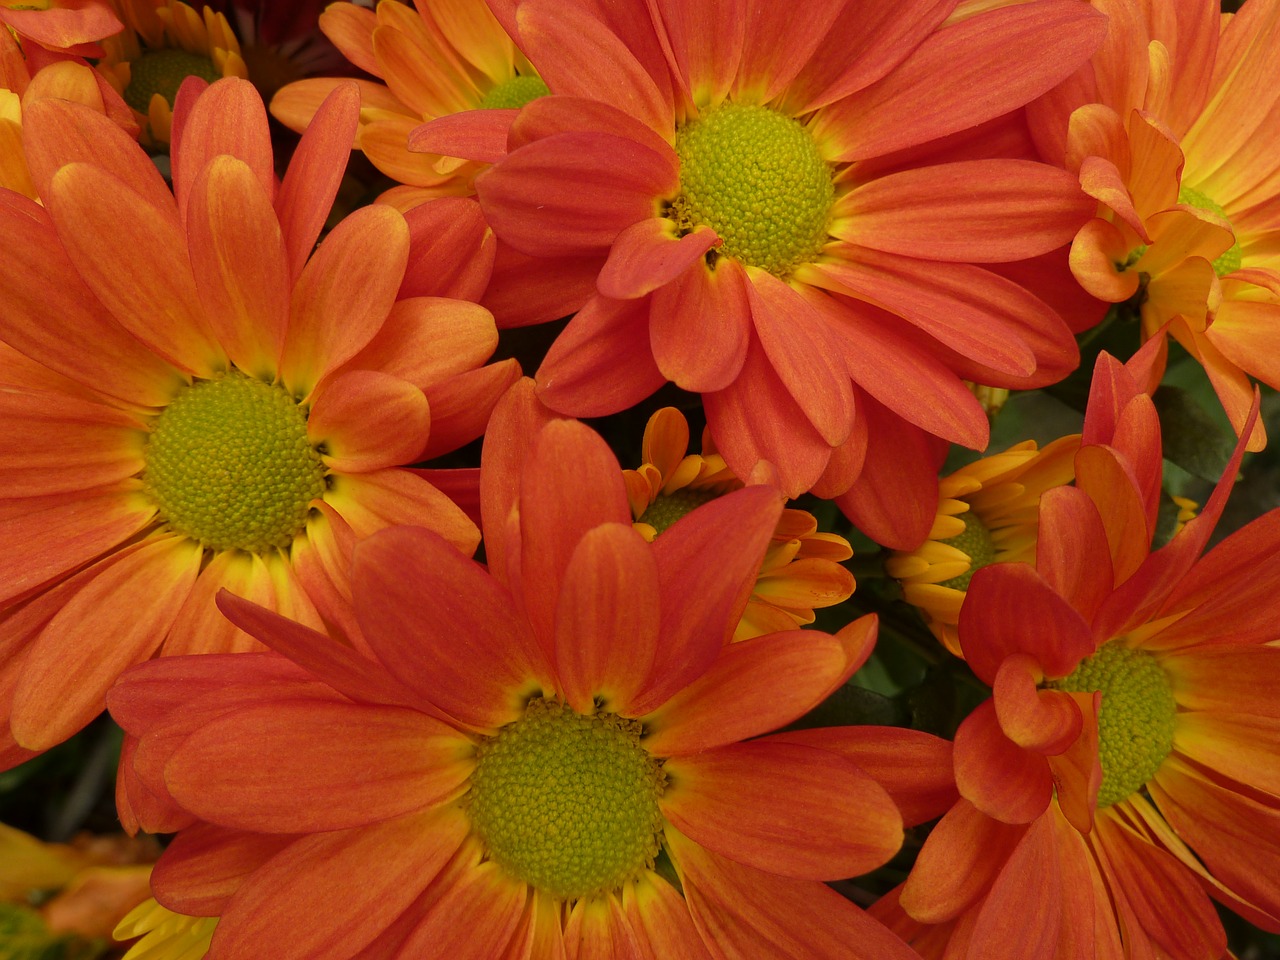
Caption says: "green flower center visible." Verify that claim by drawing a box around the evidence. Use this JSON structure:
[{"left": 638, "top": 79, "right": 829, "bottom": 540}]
[
  {"left": 1048, "top": 639, "right": 1176, "bottom": 807},
  {"left": 637, "top": 488, "right": 720, "bottom": 535},
  {"left": 671, "top": 102, "right": 834, "bottom": 277},
  {"left": 939, "top": 511, "right": 996, "bottom": 591},
  {"left": 466, "top": 698, "right": 666, "bottom": 901},
  {"left": 124, "top": 49, "right": 222, "bottom": 114},
  {"left": 1178, "top": 185, "right": 1241, "bottom": 277},
  {"left": 143, "top": 372, "right": 327, "bottom": 553},
  {"left": 477, "top": 74, "right": 549, "bottom": 110}
]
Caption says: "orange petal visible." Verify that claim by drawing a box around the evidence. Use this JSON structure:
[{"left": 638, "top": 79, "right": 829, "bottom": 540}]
[
  {"left": 151, "top": 824, "right": 295, "bottom": 916},
  {"left": 837, "top": 159, "right": 1093, "bottom": 262},
  {"left": 517, "top": 419, "right": 632, "bottom": 652},
  {"left": 953, "top": 699, "right": 1053, "bottom": 824},
  {"left": 346, "top": 296, "right": 498, "bottom": 387},
  {"left": 281, "top": 203, "right": 408, "bottom": 398},
  {"left": 396, "top": 859, "right": 529, "bottom": 958},
  {"left": 165, "top": 700, "right": 471, "bottom": 832},
  {"left": 535, "top": 295, "right": 667, "bottom": 417},
  {"left": 213, "top": 806, "right": 468, "bottom": 960},
  {"left": 317, "top": 3, "right": 380, "bottom": 76},
  {"left": 11, "top": 534, "right": 201, "bottom": 750},
  {"left": 662, "top": 740, "right": 902, "bottom": 879},
  {"left": 648, "top": 254, "right": 751, "bottom": 393},
  {"left": 966, "top": 810, "right": 1062, "bottom": 959},
  {"left": 622, "top": 872, "right": 712, "bottom": 960},
  {"left": 1069, "top": 218, "right": 1142, "bottom": 302},
  {"left": 598, "top": 219, "right": 719, "bottom": 301},
  {"left": 351, "top": 525, "right": 548, "bottom": 731},
  {"left": 899, "top": 798, "right": 1025, "bottom": 923},
  {"left": 185, "top": 155, "right": 289, "bottom": 379},
  {"left": 640, "top": 628, "right": 860, "bottom": 756},
  {"left": 47, "top": 163, "right": 220, "bottom": 375},
  {"left": 0, "top": 195, "right": 180, "bottom": 407},
  {"left": 400, "top": 197, "right": 496, "bottom": 301},
  {"left": 419, "top": 357, "right": 522, "bottom": 460},
  {"left": 553, "top": 523, "right": 659, "bottom": 714},
  {"left": 667, "top": 827, "right": 920, "bottom": 960},
  {"left": 767, "top": 726, "right": 956, "bottom": 828},
  {"left": 163, "top": 551, "right": 272, "bottom": 657},
  {"left": 310, "top": 370, "right": 431, "bottom": 472},
  {"left": 171, "top": 78, "right": 274, "bottom": 227},
  {"left": 326, "top": 468, "right": 479, "bottom": 553},
  {"left": 993, "top": 654, "right": 1082, "bottom": 754},
  {"left": 275, "top": 81, "right": 362, "bottom": 281},
  {"left": 632, "top": 486, "right": 783, "bottom": 712},
  {"left": 1174, "top": 712, "right": 1280, "bottom": 796}
]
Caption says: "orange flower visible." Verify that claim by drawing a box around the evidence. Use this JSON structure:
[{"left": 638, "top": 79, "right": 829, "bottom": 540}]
[
  {"left": 887, "top": 434, "right": 1079, "bottom": 656},
  {"left": 97, "top": 0, "right": 248, "bottom": 143},
  {"left": 624, "top": 406, "right": 854, "bottom": 640},
  {"left": 0, "top": 26, "right": 139, "bottom": 199},
  {"left": 107, "top": 393, "right": 923, "bottom": 959},
  {"left": 466, "top": 0, "right": 1109, "bottom": 544},
  {"left": 889, "top": 351, "right": 1280, "bottom": 957},
  {"left": 0, "top": 77, "right": 518, "bottom": 768},
  {"left": 1031, "top": 0, "right": 1280, "bottom": 450},
  {"left": 0, "top": 0, "right": 122, "bottom": 57},
  {"left": 271, "top": 0, "right": 544, "bottom": 211}
]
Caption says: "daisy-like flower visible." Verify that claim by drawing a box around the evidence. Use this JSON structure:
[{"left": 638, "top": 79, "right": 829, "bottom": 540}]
[
  {"left": 0, "top": 76, "right": 517, "bottom": 769},
  {"left": 0, "top": 0, "right": 122, "bottom": 57},
  {"left": 464, "top": 0, "right": 1108, "bottom": 544},
  {"left": 116, "top": 898, "right": 216, "bottom": 959},
  {"left": 97, "top": 0, "right": 248, "bottom": 143},
  {"left": 1029, "top": 0, "right": 1280, "bottom": 450},
  {"left": 270, "top": 0, "right": 598, "bottom": 327},
  {"left": 887, "top": 351, "right": 1280, "bottom": 957},
  {"left": 271, "top": 0, "right": 546, "bottom": 211},
  {"left": 105, "top": 394, "right": 934, "bottom": 960},
  {"left": 0, "top": 27, "right": 139, "bottom": 199},
  {"left": 886, "top": 433, "right": 1079, "bottom": 657},
  {"left": 624, "top": 405, "right": 855, "bottom": 640}
]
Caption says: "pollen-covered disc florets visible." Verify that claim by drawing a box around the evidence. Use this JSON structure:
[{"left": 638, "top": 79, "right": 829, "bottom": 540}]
[
  {"left": 671, "top": 102, "right": 834, "bottom": 277},
  {"left": 1177, "top": 185, "right": 1241, "bottom": 277},
  {"left": 143, "top": 372, "right": 326, "bottom": 553},
  {"left": 123, "top": 48, "right": 221, "bottom": 113},
  {"left": 637, "top": 487, "right": 720, "bottom": 535},
  {"left": 938, "top": 511, "right": 997, "bottom": 591},
  {"left": 466, "top": 697, "right": 666, "bottom": 901},
  {"left": 1049, "top": 639, "right": 1176, "bottom": 807},
  {"left": 478, "top": 74, "right": 549, "bottom": 110}
]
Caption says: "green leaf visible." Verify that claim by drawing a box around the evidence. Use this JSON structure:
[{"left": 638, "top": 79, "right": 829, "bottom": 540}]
[{"left": 1154, "top": 385, "right": 1235, "bottom": 482}]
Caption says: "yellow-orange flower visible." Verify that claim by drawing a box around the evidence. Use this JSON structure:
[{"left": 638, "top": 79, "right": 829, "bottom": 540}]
[
  {"left": 1031, "top": 0, "right": 1280, "bottom": 450},
  {"left": 271, "top": 0, "right": 544, "bottom": 211},
  {"left": 623, "top": 406, "right": 855, "bottom": 641},
  {"left": 887, "top": 436, "right": 1078, "bottom": 656},
  {"left": 98, "top": 0, "right": 247, "bottom": 143},
  {"left": 0, "top": 26, "right": 139, "bottom": 200},
  {"left": 0, "top": 77, "right": 517, "bottom": 770}
]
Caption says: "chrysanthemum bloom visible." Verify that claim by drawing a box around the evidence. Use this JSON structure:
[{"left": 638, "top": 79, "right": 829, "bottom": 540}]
[
  {"left": 116, "top": 898, "right": 216, "bottom": 959},
  {"left": 0, "top": 27, "right": 138, "bottom": 199},
  {"left": 625, "top": 405, "right": 855, "bottom": 640},
  {"left": 106, "top": 404, "right": 937, "bottom": 959},
  {"left": 97, "top": 0, "right": 248, "bottom": 143},
  {"left": 886, "top": 434, "right": 1079, "bottom": 656},
  {"left": 1029, "top": 0, "right": 1280, "bottom": 450},
  {"left": 889, "top": 352, "right": 1280, "bottom": 958},
  {"left": 464, "top": 0, "right": 1108, "bottom": 544},
  {"left": 270, "top": 0, "right": 599, "bottom": 327},
  {"left": 0, "top": 76, "right": 517, "bottom": 769},
  {"left": 271, "top": 0, "right": 545, "bottom": 212},
  {"left": 0, "top": 0, "right": 122, "bottom": 57}
]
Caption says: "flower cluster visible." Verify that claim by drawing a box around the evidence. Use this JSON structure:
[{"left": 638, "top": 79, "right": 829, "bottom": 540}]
[{"left": 2, "top": 1, "right": 1280, "bottom": 959}]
